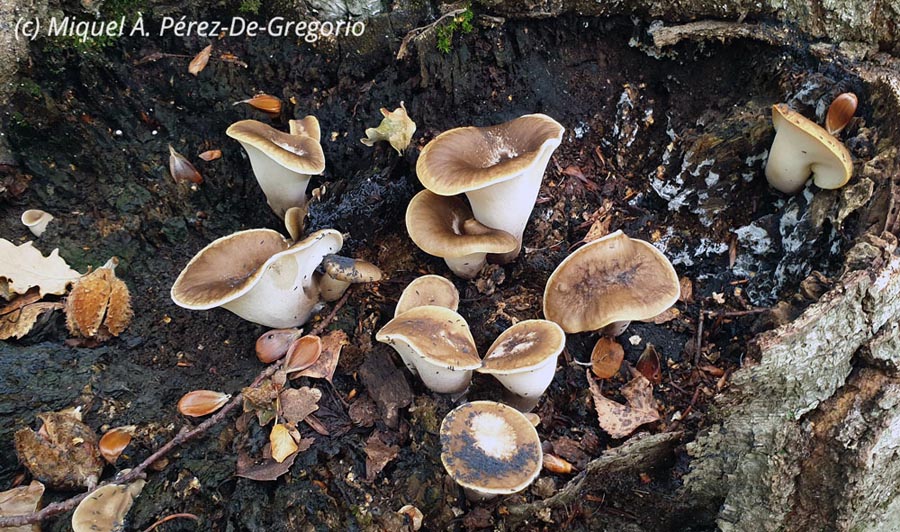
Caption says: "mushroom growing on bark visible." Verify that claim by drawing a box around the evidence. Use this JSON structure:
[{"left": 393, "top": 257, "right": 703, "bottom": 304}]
[
  {"left": 395, "top": 274, "right": 459, "bottom": 317},
  {"left": 543, "top": 230, "right": 680, "bottom": 337},
  {"left": 440, "top": 401, "right": 543, "bottom": 501},
  {"left": 226, "top": 119, "right": 325, "bottom": 218},
  {"left": 416, "top": 113, "right": 564, "bottom": 263},
  {"left": 477, "top": 319, "right": 566, "bottom": 412},
  {"left": 375, "top": 305, "right": 481, "bottom": 394},
  {"left": 405, "top": 190, "right": 518, "bottom": 279},
  {"left": 170, "top": 229, "right": 343, "bottom": 328},
  {"left": 318, "top": 254, "right": 383, "bottom": 302},
  {"left": 764, "top": 103, "right": 853, "bottom": 194},
  {"left": 20, "top": 209, "right": 53, "bottom": 237}
]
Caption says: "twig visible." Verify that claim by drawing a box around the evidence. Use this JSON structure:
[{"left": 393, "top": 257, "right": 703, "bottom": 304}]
[
  {"left": 141, "top": 513, "right": 201, "bottom": 532},
  {"left": 396, "top": 8, "right": 467, "bottom": 60},
  {"left": 648, "top": 20, "right": 793, "bottom": 49},
  {"left": 694, "top": 304, "right": 705, "bottom": 367},
  {"left": 0, "top": 290, "right": 354, "bottom": 528},
  {"left": 703, "top": 307, "right": 770, "bottom": 318}
]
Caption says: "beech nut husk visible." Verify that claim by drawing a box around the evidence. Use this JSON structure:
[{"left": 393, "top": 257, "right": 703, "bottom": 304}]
[
  {"left": 256, "top": 328, "right": 303, "bottom": 363},
  {"left": 284, "top": 335, "right": 322, "bottom": 374},
  {"left": 177, "top": 390, "right": 231, "bottom": 417}
]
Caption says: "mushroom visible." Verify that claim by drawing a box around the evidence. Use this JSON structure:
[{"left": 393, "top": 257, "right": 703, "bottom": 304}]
[
  {"left": 395, "top": 274, "right": 459, "bottom": 317},
  {"left": 226, "top": 119, "right": 325, "bottom": 218},
  {"left": 71, "top": 473, "right": 145, "bottom": 532},
  {"left": 375, "top": 305, "right": 481, "bottom": 394},
  {"left": 440, "top": 400, "right": 543, "bottom": 501},
  {"left": 318, "top": 254, "right": 383, "bottom": 302},
  {"left": 21, "top": 209, "right": 53, "bottom": 237},
  {"left": 764, "top": 103, "right": 853, "bottom": 194},
  {"left": 477, "top": 319, "right": 565, "bottom": 412},
  {"left": 283, "top": 206, "right": 307, "bottom": 242},
  {"left": 170, "top": 228, "right": 343, "bottom": 328},
  {"left": 543, "top": 230, "right": 680, "bottom": 336},
  {"left": 405, "top": 190, "right": 518, "bottom": 279},
  {"left": 289, "top": 115, "right": 322, "bottom": 141},
  {"left": 416, "top": 114, "right": 564, "bottom": 263}
]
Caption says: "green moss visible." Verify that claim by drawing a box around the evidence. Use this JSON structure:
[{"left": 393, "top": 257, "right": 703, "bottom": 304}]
[
  {"left": 43, "top": 0, "right": 148, "bottom": 52},
  {"left": 436, "top": 6, "right": 474, "bottom": 54},
  {"left": 239, "top": 0, "right": 262, "bottom": 14}
]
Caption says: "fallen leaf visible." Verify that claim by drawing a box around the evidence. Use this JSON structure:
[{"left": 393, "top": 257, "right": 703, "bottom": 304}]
[
  {"left": 0, "top": 289, "right": 63, "bottom": 340},
  {"left": 0, "top": 480, "right": 44, "bottom": 526},
  {"left": 256, "top": 328, "right": 303, "bottom": 363},
  {"left": 826, "top": 92, "right": 857, "bottom": 135},
  {"left": 678, "top": 277, "right": 693, "bottom": 304},
  {"left": 365, "top": 431, "right": 399, "bottom": 481},
  {"left": 582, "top": 199, "right": 615, "bottom": 243},
  {"left": 348, "top": 395, "right": 378, "bottom": 427},
  {"left": 0, "top": 239, "right": 81, "bottom": 298},
  {"left": 358, "top": 350, "right": 413, "bottom": 430},
  {"left": 242, "top": 379, "right": 278, "bottom": 426},
  {"left": 280, "top": 387, "right": 321, "bottom": 423},
  {"left": 235, "top": 449, "right": 297, "bottom": 481},
  {"left": 169, "top": 145, "right": 203, "bottom": 184},
  {"left": 270, "top": 423, "right": 298, "bottom": 463},
  {"left": 636, "top": 344, "right": 662, "bottom": 385},
  {"left": 587, "top": 370, "right": 660, "bottom": 439},
  {"left": 14, "top": 409, "right": 104, "bottom": 490},
  {"left": 591, "top": 337, "right": 624, "bottom": 379},
  {"left": 198, "top": 149, "right": 222, "bottom": 161},
  {"left": 360, "top": 102, "right": 416, "bottom": 154},
  {"left": 188, "top": 44, "right": 213, "bottom": 76},
  {"left": 294, "top": 329, "right": 347, "bottom": 382}
]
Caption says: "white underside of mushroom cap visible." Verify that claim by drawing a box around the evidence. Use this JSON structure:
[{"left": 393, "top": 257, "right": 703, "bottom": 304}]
[
  {"left": 378, "top": 336, "right": 474, "bottom": 394},
  {"left": 240, "top": 142, "right": 312, "bottom": 218},
  {"left": 443, "top": 253, "right": 488, "bottom": 279},
  {"left": 488, "top": 355, "right": 558, "bottom": 400}
]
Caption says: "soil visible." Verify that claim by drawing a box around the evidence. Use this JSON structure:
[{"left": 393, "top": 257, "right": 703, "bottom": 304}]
[{"left": 0, "top": 5, "right": 882, "bottom": 531}]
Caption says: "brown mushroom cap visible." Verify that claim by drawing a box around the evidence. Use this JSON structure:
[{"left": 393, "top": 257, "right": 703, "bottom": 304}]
[
  {"left": 321, "top": 254, "right": 383, "bottom": 283},
  {"left": 543, "top": 230, "right": 680, "bottom": 333},
  {"left": 405, "top": 190, "right": 518, "bottom": 258},
  {"left": 416, "top": 114, "right": 564, "bottom": 196},
  {"left": 226, "top": 119, "right": 325, "bottom": 175},
  {"left": 171, "top": 229, "right": 341, "bottom": 309},
  {"left": 395, "top": 275, "right": 459, "bottom": 317},
  {"left": 376, "top": 305, "right": 481, "bottom": 370},
  {"left": 440, "top": 401, "right": 543, "bottom": 496},
  {"left": 289, "top": 115, "right": 322, "bottom": 142},
  {"left": 479, "top": 319, "right": 565, "bottom": 374}
]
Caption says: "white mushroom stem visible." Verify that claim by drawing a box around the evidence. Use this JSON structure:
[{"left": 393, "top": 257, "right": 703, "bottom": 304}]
[
  {"left": 601, "top": 320, "right": 631, "bottom": 337},
  {"left": 490, "top": 360, "right": 558, "bottom": 413},
  {"left": 443, "top": 253, "right": 488, "bottom": 280},
  {"left": 465, "top": 143, "right": 557, "bottom": 263},
  {"left": 382, "top": 337, "right": 474, "bottom": 394},
  {"left": 240, "top": 143, "right": 312, "bottom": 218},
  {"left": 318, "top": 273, "right": 351, "bottom": 302}
]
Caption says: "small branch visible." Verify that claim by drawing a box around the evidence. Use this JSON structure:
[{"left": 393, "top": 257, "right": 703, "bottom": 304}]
[
  {"left": 396, "top": 8, "right": 467, "bottom": 60},
  {"left": 649, "top": 20, "right": 793, "bottom": 49},
  {"left": 141, "top": 513, "right": 201, "bottom": 532},
  {"left": 704, "top": 307, "right": 770, "bottom": 318},
  {"left": 0, "top": 290, "right": 354, "bottom": 528}
]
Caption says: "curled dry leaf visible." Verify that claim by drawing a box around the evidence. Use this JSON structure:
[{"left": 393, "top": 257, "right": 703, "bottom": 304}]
[
  {"left": 177, "top": 390, "right": 230, "bottom": 417},
  {"left": 234, "top": 94, "right": 282, "bottom": 115},
  {"left": 0, "top": 288, "right": 64, "bottom": 340},
  {"left": 188, "top": 44, "right": 213, "bottom": 76},
  {"left": 242, "top": 379, "right": 279, "bottom": 426},
  {"left": 826, "top": 92, "right": 858, "bottom": 135},
  {"left": 591, "top": 337, "right": 624, "bottom": 379},
  {"left": 279, "top": 386, "right": 321, "bottom": 423},
  {"left": 542, "top": 453, "right": 574, "bottom": 474},
  {"left": 284, "top": 335, "right": 322, "bottom": 374},
  {"left": 0, "top": 239, "right": 81, "bottom": 299},
  {"left": 293, "top": 329, "right": 346, "bottom": 382},
  {"left": 636, "top": 344, "right": 662, "bottom": 385},
  {"left": 71, "top": 474, "right": 145, "bottom": 532},
  {"left": 198, "top": 149, "right": 222, "bottom": 161},
  {"left": 365, "top": 431, "right": 400, "bottom": 482},
  {"left": 14, "top": 409, "right": 104, "bottom": 490},
  {"left": 678, "top": 277, "right": 693, "bottom": 304},
  {"left": 168, "top": 145, "right": 203, "bottom": 184},
  {"left": 65, "top": 257, "right": 132, "bottom": 341},
  {"left": 99, "top": 426, "right": 135, "bottom": 464},
  {"left": 0, "top": 480, "right": 44, "bottom": 524},
  {"left": 270, "top": 423, "right": 299, "bottom": 463},
  {"left": 360, "top": 101, "right": 416, "bottom": 154},
  {"left": 587, "top": 370, "right": 660, "bottom": 439},
  {"left": 256, "top": 328, "right": 303, "bottom": 363}
]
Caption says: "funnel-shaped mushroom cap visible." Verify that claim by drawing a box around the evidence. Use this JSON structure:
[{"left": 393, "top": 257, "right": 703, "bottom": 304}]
[
  {"left": 543, "top": 231, "right": 680, "bottom": 334},
  {"left": 406, "top": 190, "right": 518, "bottom": 278},
  {"left": 318, "top": 254, "right": 384, "bottom": 302},
  {"left": 226, "top": 119, "right": 326, "bottom": 217},
  {"left": 395, "top": 275, "right": 459, "bottom": 316},
  {"left": 171, "top": 228, "right": 343, "bottom": 328},
  {"left": 289, "top": 115, "right": 322, "bottom": 142},
  {"left": 764, "top": 104, "right": 853, "bottom": 194},
  {"left": 480, "top": 320, "right": 565, "bottom": 374},
  {"left": 415, "top": 114, "right": 564, "bottom": 264},
  {"left": 376, "top": 305, "right": 481, "bottom": 393},
  {"left": 440, "top": 401, "right": 543, "bottom": 498},
  {"left": 21, "top": 209, "right": 54, "bottom": 237}
]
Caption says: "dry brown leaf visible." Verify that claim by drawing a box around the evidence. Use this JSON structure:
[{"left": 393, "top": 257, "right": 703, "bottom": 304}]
[
  {"left": 0, "top": 289, "right": 63, "bottom": 340},
  {"left": 587, "top": 370, "right": 660, "bottom": 439},
  {"left": 294, "top": 329, "right": 347, "bottom": 382},
  {"left": 235, "top": 449, "right": 296, "bottom": 481},
  {"left": 678, "top": 277, "right": 693, "bottom": 304},
  {"left": 591, "top": 337, "right": 624, "bottom": 379},
  {"left": 270, "top": 423, "right": 298, "bottom": 463},
  {"left": 198, "top": 149, "right": 222, "bottom": 161},
  {"left": 582, "top": 199, "right": 615, "bottom": 243},
  {"left": 826, "top": 92, "right": 858, "bottom": 135},
  {"left": 542, "top": 454, "right": 574, "bottom": 474},
  {"left": 360, "top": 102, "right": 416, "bottom": 154},
  {"left": 0, "top": 239, "right": 81, "bottom": 299},
  {"left": 279, "top": 386, "right": 321, "bottom": 424},
  {"left": 348, "top": 395, "right": 378, "bottom": 427},
  {"left": 365, "top": 431, "right": 399, "bottom": 481},
  {"left": 636, "top": 344, "right": 662, "bottom": 385},
  {"left": 242, "top": 379, "right": 278, "bottom": 426},
  {"left": 0, "top": 480, "right": 44, "bottom": 527},
  {"left": 188, "top": 44, "right": 212, "bottom": 76}
]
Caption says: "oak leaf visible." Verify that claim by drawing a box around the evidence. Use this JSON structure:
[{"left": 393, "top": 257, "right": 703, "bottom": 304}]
[
  {"left": 0, "top": 239, "right": 80, "bottom": 299},
  {"left": 0, "top": 288, "right": 63, "bottom": 340},
  {"left": 587, "top": 370, "right": 660, "bottom": 439}
]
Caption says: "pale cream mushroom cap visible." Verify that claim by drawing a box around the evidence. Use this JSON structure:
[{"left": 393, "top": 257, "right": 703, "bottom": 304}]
[
  {"left": 395, "top": 274, "right": 459, "bottom": 317},
  {"left": 543, "top": 230, "right": 680, "bottom": 334},
  {"left": 318, "top": 254, "right": 384, "bottom": 302},
  {"left": 289, "top": 115, "right": 322, "bottom": 142},
  {"left": 440, "top": 400, "right": 543, "bottom": 499},
  {"left": 71, "top": 476, "right": 145, "bottom": 532},
  {"left": 764, "top": 103, "right": 853, "bottom": 194},
  {"left": 21, "top": 209, "right": 53, "bottom": 237}
]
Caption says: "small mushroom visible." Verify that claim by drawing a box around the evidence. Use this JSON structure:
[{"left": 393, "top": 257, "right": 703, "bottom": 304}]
[
  {"left": 226, "top": 119, "right": 325, "bottom": 218},
  {"left": 543, "top": 230, "right": 679, "bottom": 336},
  {"left": 171, "top": 229, "right": 342, "bottom": 328},
  {"left": 71, "top": 472, "right": 145, "bottom": 532},
  {"left": 416, "top": 114, "right": 564, "bottom": 263},
  {"left": 395, "top": 274, "right": 459, "bottom": 317},
  {"left": 440, "top": 401, "right": 543, "bottom": 500},
  {"left": 375, "top": 305, "right": 481, "bottom": 394},
  {"left": 477, "top": 320, "right": 565, "bottom": 412},
  {"left": 405, "top": 190, "right": 518, "bottom": 279},
  {"left": 283, "top": 205, "right": 307, "bottom": 242},
  {"left": 20, "top": 209, "right": 53, "bottom": 237},
  {"left": 764, "top": 103, "right": 853, "bottom": 194},
  {"left": 319, "top": 254, "right": 383, "bottom": 302}
]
